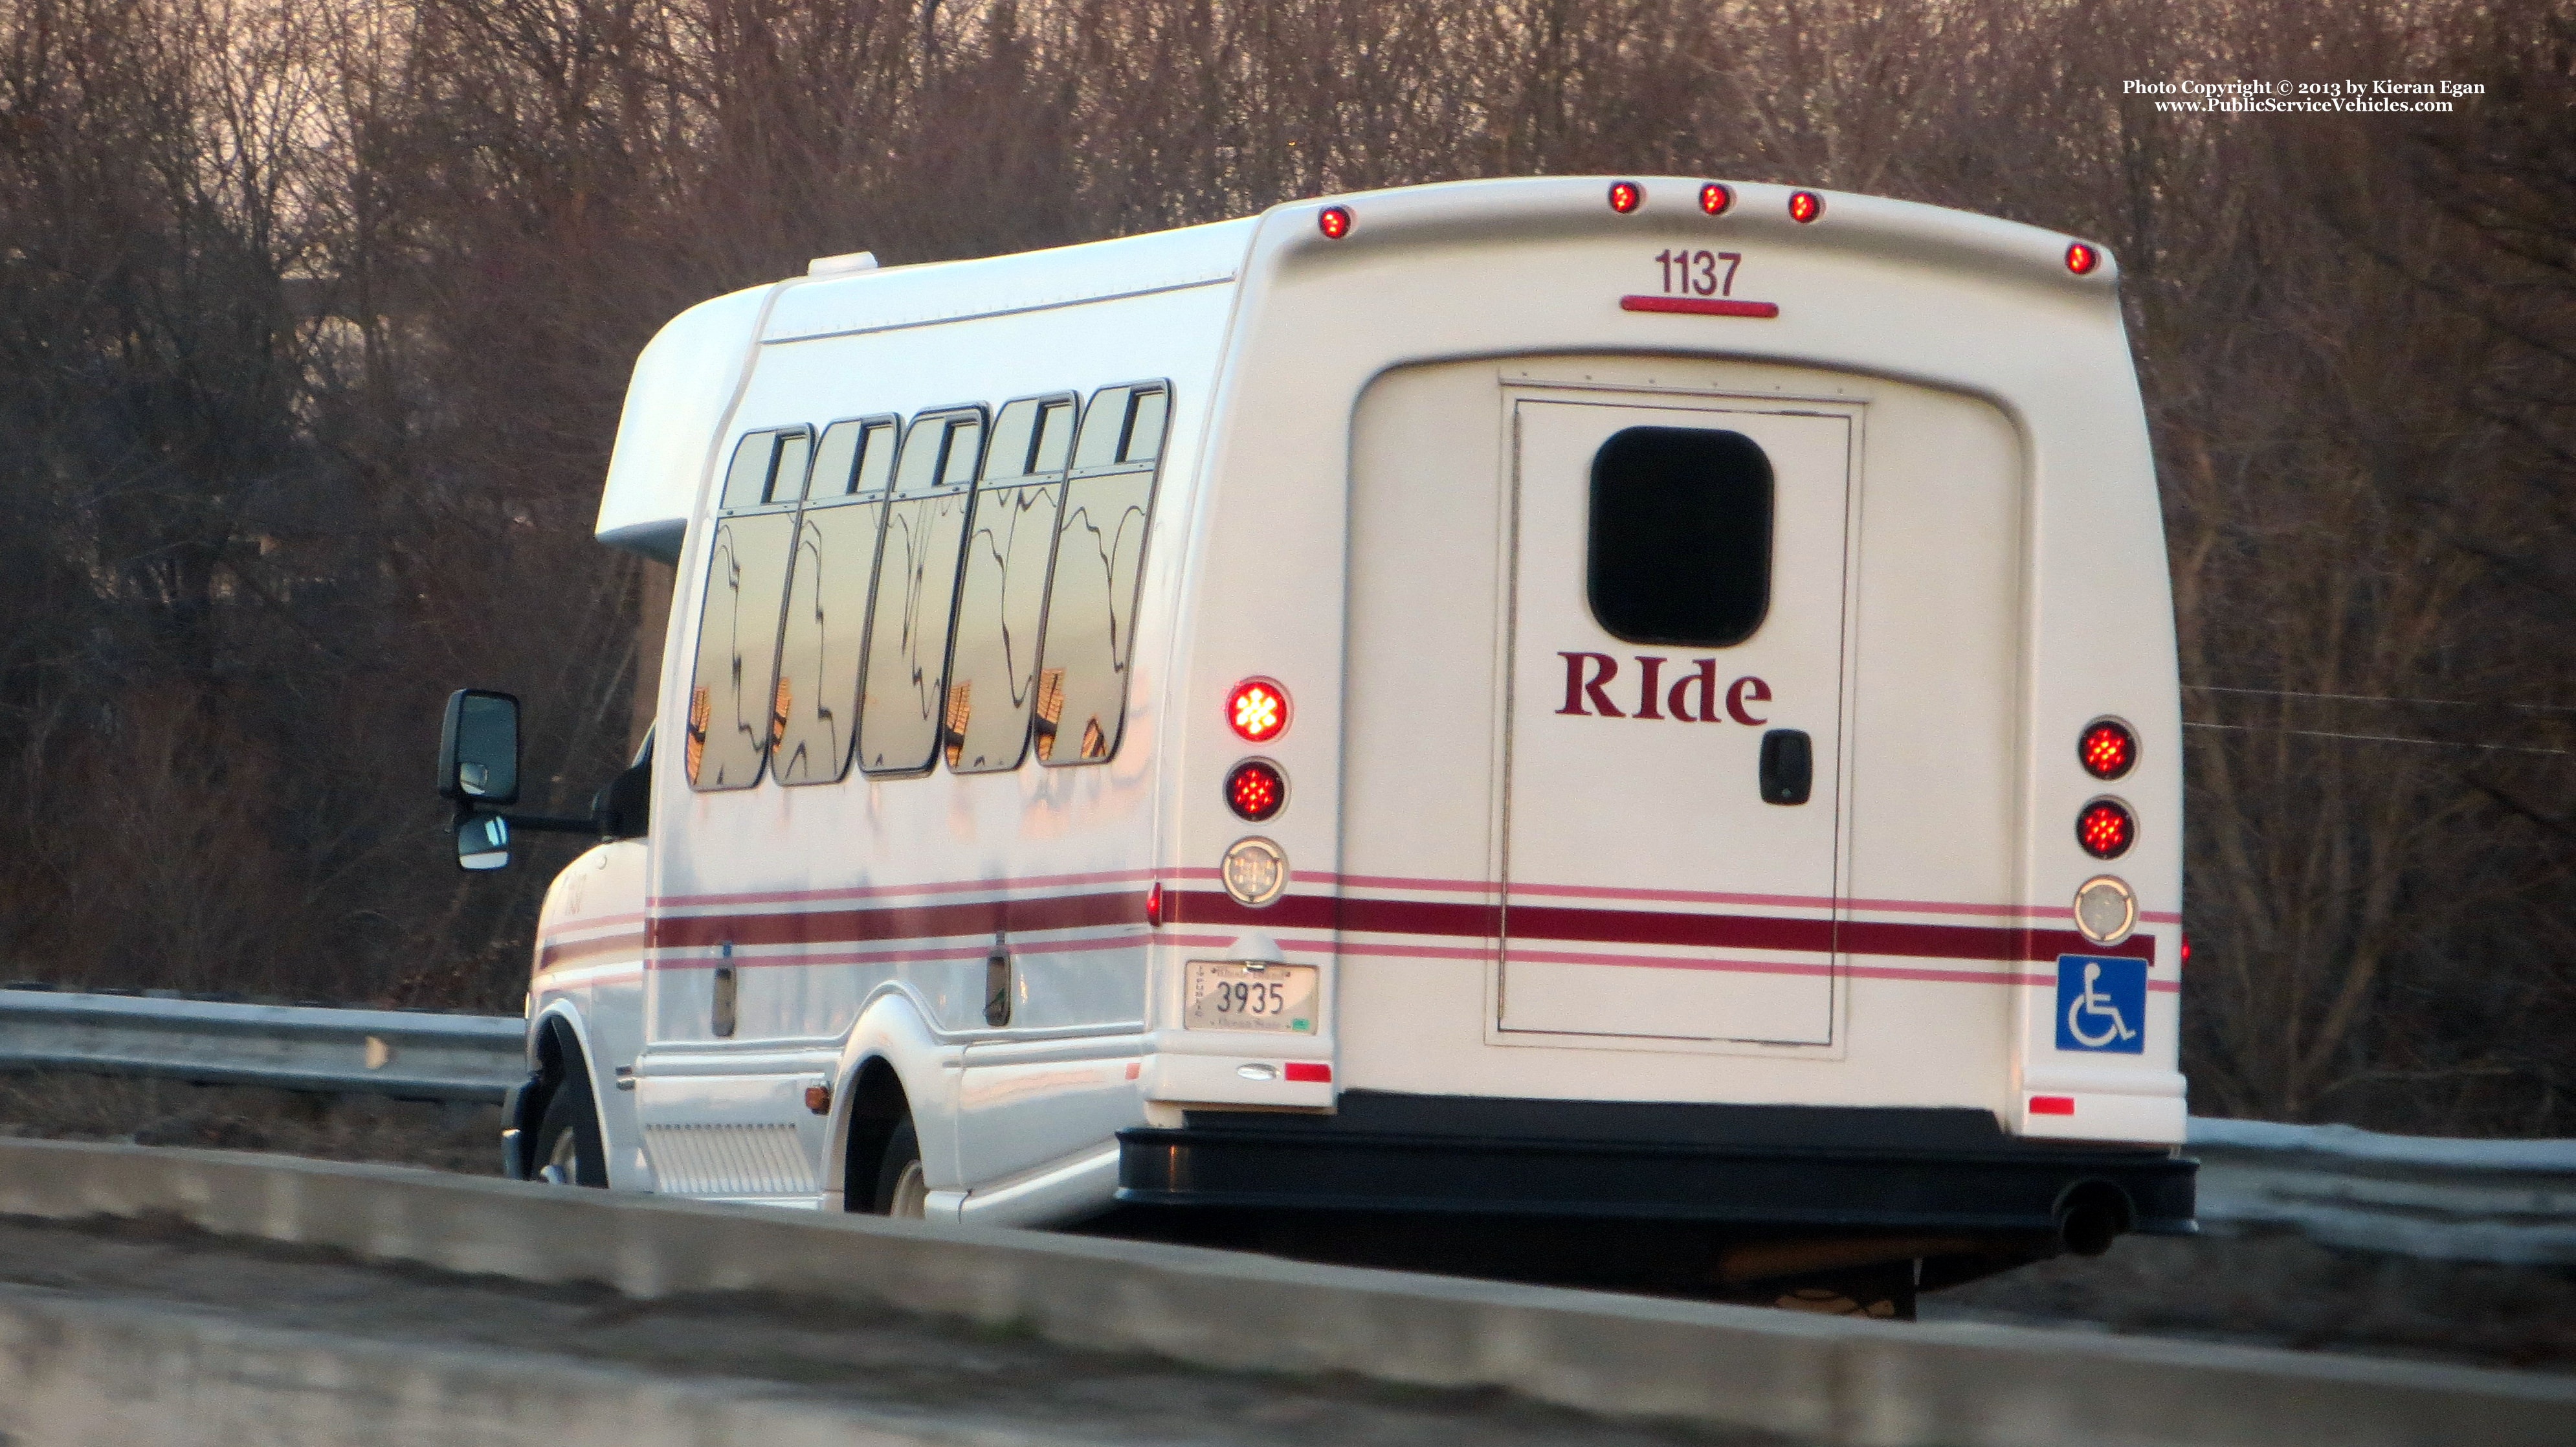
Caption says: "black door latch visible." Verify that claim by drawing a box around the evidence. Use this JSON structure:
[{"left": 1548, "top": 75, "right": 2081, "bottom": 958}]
[{"left": 1760, "top": 728, "right": 1812, "bottom": 805}]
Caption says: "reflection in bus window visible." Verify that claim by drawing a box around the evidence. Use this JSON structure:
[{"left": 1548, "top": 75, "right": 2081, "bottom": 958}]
[
  {"left": 774, "top": 417, "right": 897, "bottom": 785},
  {"left": 1036, "top": 384, "right": 1170, "bottom": 765},
  {"left": 686, "top": 428, "right": 808, "bottom": 789},
  {"left": 857, "top": 408, "right": 985, "bottom": 774},
  {"left": 947, "top": 396, "right": 1076, "bottom": 772}
]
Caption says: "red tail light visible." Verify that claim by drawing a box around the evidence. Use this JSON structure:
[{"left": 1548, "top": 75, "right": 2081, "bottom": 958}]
[
  {"left": 2080, "top": 719, "right": 2137, "bottom": 780},
  {"left": 2066, "top": 241, "right": 2099, "bottom": 275},
  {"left": 1228, "top": 678, "right": 1289, "bottom": 743},
  {"left": 1317, "top": 206, "right": 1351, "bottom": 240},
  {"left": 1607, "top": 180, "right": 1643, "bottom": 214},
  {"left": 1700, "top": 183, "right": 1733, "bottom": 215},
  {"left": 1227, "top": 759, "right": 1286, "bottom": 822},
  {"left": 1788, "top": 190, "right": 1823, "bottom": 223},
  {"left": 2078, "top": 799, "right": 2135, "bottom": 859}
]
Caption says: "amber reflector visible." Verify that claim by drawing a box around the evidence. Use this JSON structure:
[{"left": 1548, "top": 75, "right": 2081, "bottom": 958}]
[
  {"left": 1227, "top": 759, "right": 1287, "bottom": 822},
  {"left": 2080, "top": 719, "right": 2137, "bottom": 780},
  {"left": 2078, "top": 799, "right": 2136, "bottom": 860}
]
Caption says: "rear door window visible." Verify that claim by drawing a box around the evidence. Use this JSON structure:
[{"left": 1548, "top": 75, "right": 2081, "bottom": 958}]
[
  {"left": 1586, "top": 426, "right": 1773, "bottom": 647},
  {"left": 1035, "top": 383, "right": 1170, "bottom": 765}
]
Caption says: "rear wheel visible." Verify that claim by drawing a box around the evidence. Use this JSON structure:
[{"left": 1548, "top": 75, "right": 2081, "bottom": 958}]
[
  {"left": 872, "top": 1118, "right": 927, "bottom": 1217},
  {"left": 533, "top": 1075, "right": 607, "bottom": 1187}
]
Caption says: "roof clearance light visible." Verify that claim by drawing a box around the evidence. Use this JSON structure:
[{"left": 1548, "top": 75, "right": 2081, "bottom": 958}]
[
  {"left": 2080, "top": 719, "right": 2138, "bottom": 780},
  {"left": 1228, "top": 678, "right": 1289, "bottom": 743},
  {"left": 1788, "top": 190, "right": 1823, "bottom": 223},
  {"left": 2066, "top": 241, "right": 2100, "bottom": 275},
  {"left": 1227, "top": 759, "right": 1287, "bottom": 822},
  {"left": 1317, "top": 206, "right": 1351, "bottom": 240},
  {"left": 2078, "top": 799, "right": 2136, "bottom": 860},
  {"left": 1700, "top": 182, "right": 1733, "bottom": 215},
  {"left": 1608, "top": 180, "right": 1643, "bottom": 214}
]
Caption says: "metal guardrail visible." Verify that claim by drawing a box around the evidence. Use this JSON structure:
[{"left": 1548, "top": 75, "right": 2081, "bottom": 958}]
[
  {"left": 0, "top": 987, "right": 524, "bottom": 1102},
  {"left": 3, "top": 986, "right": 2571, "bottom": 1265}
]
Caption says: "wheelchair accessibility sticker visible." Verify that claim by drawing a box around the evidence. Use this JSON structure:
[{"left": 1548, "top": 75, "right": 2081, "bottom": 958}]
[{"left": 2055, "top": 954, "right": 2146, "bottom": 1054}]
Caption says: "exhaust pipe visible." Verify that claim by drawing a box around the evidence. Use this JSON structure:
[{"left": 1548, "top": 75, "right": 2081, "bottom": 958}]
[{"left": 2053, "top": 1179, "right": 2133, "bottom": 1257}]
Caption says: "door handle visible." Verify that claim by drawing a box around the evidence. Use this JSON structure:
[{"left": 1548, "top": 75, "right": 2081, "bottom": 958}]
[{"left": 1760, "top": 729, "right": 1812, "bottom": 805}]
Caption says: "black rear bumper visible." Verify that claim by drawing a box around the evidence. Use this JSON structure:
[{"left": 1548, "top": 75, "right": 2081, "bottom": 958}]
[{"left": 1116, "top": 1092, "right": 2195, "bottom": 1237}]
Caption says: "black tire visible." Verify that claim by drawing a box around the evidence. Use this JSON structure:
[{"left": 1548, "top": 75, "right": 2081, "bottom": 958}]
[
  {"left": 533, "top": 1075, "right": 608, "bottom": 1187},
  {"left": 871, "top": 1117, "right": 927, "bottom": 1217}
]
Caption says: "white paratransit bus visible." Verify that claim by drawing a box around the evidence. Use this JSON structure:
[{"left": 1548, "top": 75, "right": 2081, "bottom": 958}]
[{"left": 438, "top": 174, "right": 2194, "bottom": 1307}]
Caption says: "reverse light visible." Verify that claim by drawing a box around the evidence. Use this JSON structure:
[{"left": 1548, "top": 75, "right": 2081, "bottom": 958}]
[
  {"left": 1700, "top": 182, "right": 1733, "bottom": 215},
  {"left": 2066, "top": 241, "right": 2100, "bottom": 275},
  {"left": 1317, "top": 205, "right": 1351, "bottom": 240},
  {"left": 1228, "top": 678, "right": 1290, "bottom": 743},
  {"left": 1788, "top": 190, "right": 1823, "bottom": 223},
  {"left": 2080, "top": 719, "right": 2138, "bottom": 780},
  {"left": 1227, "top": 759, "right": 1287, "bottom": 822},
  {"left": 1607, "top": 180, "right": 1643, "bottom": 214},
  {"left": 2078, "top": 798, "right": 2136, "bottom": 860}
]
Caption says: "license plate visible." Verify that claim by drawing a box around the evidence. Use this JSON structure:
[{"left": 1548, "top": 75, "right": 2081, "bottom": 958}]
[{"left": 1184, "top": 961, "right": 1318, "bottom": 1033}]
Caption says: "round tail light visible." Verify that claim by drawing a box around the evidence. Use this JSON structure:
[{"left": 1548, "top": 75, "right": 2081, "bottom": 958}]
[
  {"left": 1788, "top": 190, "right": 1823, "bottom": 223},
  {"left": 2080, "top": 719, "right": 2137, "bottom": 780},
  {"left": 1228, "top": 678, "right": 1289, "bottom": 743},
  {"left": 1700, "top": 182, "right": 1733, "bottom": 215},
  {"left": 2066, "top": 241, "right": 2100, "bottom": 275},
  {"left": 1608, "top": 180, "right": 1643, "bottom": 214},
  {"left": 1227, "top": 759, "right": 1287, "bottom": 822},
  {"left": 1317, "top": 206, "right": 1351, "bottom": 240},
  {"left": 2078, "top": 799, "right": 2135, "bottom": 860}
]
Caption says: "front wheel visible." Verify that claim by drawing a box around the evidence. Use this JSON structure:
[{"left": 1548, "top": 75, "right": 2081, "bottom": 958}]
[
  {"left": 533, "top": 1075, "right": 608, "bottom": 1187},
  {"left": 872, "top": 1118, "right": 927, "bottom": 1217}
]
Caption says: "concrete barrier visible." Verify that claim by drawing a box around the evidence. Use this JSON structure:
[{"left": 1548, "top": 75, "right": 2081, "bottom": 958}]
[{"left": 0, "top": 1138, "right": 2567, "bottom": 1447}]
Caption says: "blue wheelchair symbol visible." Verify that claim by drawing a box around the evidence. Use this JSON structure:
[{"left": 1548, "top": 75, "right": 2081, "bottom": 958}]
[{"left": 2054, "top": 954, "right": 2146, "bottom": 1054}]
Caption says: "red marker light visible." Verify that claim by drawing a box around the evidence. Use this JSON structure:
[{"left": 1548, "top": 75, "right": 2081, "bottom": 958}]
[
  {"left": 1228, "top": 678, "right": 1290, "bottom": 743},
  {"left": 1283, "top": 1062, "right": 1331, "bottom": 1082},
  {"left": 1700, "top": 183, "right": 1733, "bottom": 215},
  {"left": 1607, "top": 180, "right": 1643, "bottom": 214},
  {"left": 1788, "top": 190, "right": 1823, "bottom": 223},
  {"left": 2181, "top": 932, "right": 2192, "bottom": 965},
  {"left": 2078, "top": 799, "right": 2136, "bottom": 860},
  {"left": 2066, "top": 241, "right": 2099, "bottom": 275},
  {"left": 1146, "top": 882, "right": 1164, "bottom": 926},
  {"left": 2029, "top": 1095, "right": 2076, "bottom": 1116},
  {"left": 1227, "top": 759, "right": 1286, "bottom": 822},
  {"left": 1317, "top": 206, "right": 1351, "bottom": 240},
  {"left": 2080, "top": 719, "right": 2137, "bottom": 780}
]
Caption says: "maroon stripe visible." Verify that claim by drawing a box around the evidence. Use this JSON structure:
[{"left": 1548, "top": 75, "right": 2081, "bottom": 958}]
[
  {"left": 1621, "top": 294, "right": 1782, "bottom": 319},
  {"left": 1168, "top": 890, "right": 2151, "bottom": 965},
  {"left": 649, "top": 890, "right": 1143, "bottom": 950},
  {"left": 644, "top": 885, "right": 2151, "bottom": 967}
]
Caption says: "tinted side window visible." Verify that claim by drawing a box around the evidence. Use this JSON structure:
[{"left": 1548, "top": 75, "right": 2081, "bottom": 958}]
[
  {"left": 685, "top": 427, "right": 811, "bottom": 789},
  {"left": 946, "top": 395, "right": 1078, "bottom": 772},
  {"left": 1036, "top": 383, "right": 1170, "bottom": 765},
  {"left": 1586, "top": 427, "right": 1773, "bottom": 648},
  {"left": 856, "top": 407, "right": 986, "bottom": 774},
  {"left": 774, "top": 416, "right": 898, "bottom": 785}
]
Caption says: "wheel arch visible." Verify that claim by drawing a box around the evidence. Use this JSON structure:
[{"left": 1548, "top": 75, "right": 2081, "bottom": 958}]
[{"left": 827, "top": 989, "right": 949, "bottom": 1208}]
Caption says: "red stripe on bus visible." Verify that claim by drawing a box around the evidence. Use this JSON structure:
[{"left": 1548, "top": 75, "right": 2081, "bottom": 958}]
[
  {"left": 537, "top": 929, "right": 648, "bottom": 969},
  {"left": 1620, "top": 295, "right": 1781, "bottom": 319},
  {"left": 646, "top": 889, "right": 1144, "bottom": 950}
]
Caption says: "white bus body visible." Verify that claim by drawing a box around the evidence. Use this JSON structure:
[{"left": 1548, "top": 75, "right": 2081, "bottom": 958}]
[{"left": 499, "top": 176, "right": 2193, "bottom": 1288}]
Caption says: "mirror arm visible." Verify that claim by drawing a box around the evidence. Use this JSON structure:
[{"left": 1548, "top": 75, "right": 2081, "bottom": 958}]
[{"left": 497, "top": 812, "right": 596, "bottom": 836}]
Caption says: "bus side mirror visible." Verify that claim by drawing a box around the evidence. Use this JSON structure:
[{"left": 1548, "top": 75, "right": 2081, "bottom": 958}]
[
  {"left": 456, "top": 811, "right": 512, "bottom": 871},
  {"left": 438, "top": 689, "right": 522, "bottom": 805}
]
